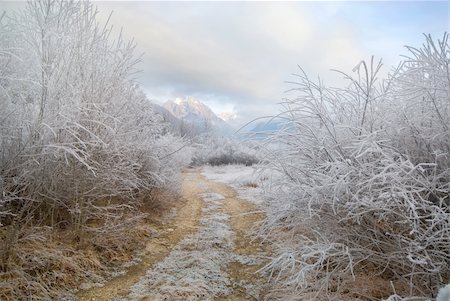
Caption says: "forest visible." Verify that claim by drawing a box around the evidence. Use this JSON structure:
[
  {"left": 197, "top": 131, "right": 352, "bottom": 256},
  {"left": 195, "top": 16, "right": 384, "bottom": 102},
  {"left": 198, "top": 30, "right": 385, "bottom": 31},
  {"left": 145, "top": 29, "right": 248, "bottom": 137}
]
[{"left": 1, "top": 1, "right": 449, "bottom": 300}]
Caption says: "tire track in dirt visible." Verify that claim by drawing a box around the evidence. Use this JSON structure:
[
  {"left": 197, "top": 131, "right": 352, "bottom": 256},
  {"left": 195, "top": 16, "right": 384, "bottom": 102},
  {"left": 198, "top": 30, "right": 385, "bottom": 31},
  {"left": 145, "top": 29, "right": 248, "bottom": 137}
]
[
  {"left": 77, "top": 168, "right": 268, "bottom": 301},
  {"left": 212, "top": 179, "right": 269, "bottom": 301},
  {"left": 77, "top": 170, "right": 206, "bottom": 301}
]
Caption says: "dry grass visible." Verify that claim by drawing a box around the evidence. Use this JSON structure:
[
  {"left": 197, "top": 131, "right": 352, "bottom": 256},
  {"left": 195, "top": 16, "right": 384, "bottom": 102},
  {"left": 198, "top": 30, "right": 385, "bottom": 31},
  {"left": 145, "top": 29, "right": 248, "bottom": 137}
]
[
  {"left": 242, "top": 182, "right": 258, "bottom": 188},
  {"left": 266, "top": 274, "right": 408, "bottom": 301},
  {"left": 139, "top": 188, "right": 180, "bottom": 219},
  {"left": 0, "top": 189, "right": 181, "bottom": 300}
]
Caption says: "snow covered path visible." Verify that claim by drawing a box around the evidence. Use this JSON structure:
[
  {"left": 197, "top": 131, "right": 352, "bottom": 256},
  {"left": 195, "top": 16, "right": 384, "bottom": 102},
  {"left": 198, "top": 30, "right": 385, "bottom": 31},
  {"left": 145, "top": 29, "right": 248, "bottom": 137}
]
[{"left": 78, "top": 167, "right": 269, "bottom": 301}]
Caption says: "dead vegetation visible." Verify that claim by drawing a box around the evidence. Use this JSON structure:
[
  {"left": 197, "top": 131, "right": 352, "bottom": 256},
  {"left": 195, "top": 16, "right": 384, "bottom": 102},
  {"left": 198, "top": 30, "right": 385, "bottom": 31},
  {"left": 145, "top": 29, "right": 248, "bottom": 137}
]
[{"left": 0, "top": 190, "right": 183, "bottom": 300}]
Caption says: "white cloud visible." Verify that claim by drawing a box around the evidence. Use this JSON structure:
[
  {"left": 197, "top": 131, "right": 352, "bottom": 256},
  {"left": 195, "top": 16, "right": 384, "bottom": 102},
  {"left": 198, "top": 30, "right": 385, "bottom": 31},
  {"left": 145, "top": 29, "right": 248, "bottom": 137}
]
[
  {"left": 1, "top": 1, "right": 446, "bottom": 126},
  {"left": 93, "top": 2, "right": 449, "bottom": 124}
]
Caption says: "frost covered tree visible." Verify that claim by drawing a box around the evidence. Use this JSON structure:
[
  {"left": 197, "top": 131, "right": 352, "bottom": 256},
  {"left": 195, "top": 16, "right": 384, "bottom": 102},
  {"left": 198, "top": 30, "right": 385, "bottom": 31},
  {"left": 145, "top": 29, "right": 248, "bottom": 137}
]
[
  {"left": 191, "top": 134, "right": 259, "bottom": 166},
  {"left": 0, "top": 1, "right": 189, "bottom": 299},
  {"left": 260, "top": 34, "right": 450, "bottom": 299}
]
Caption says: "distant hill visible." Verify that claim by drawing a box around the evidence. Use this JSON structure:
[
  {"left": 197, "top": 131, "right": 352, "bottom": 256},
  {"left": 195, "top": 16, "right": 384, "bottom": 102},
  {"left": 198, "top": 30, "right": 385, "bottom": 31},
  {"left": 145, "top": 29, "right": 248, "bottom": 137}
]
[{"left": 239, "top": 118, "right": 284, "bottom": 140}]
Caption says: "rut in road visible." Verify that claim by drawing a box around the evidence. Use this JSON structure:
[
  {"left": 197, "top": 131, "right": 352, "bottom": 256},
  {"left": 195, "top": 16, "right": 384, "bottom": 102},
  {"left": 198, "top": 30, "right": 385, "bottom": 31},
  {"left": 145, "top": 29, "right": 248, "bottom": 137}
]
[{"left": 78, "top": 168, "right": 269, "bottom": 301}]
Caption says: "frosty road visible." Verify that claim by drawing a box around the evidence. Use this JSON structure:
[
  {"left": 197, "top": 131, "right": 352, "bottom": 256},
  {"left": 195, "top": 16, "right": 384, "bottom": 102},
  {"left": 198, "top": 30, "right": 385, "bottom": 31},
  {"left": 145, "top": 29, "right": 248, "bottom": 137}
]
[{"left": 78, "top": 167, "right": 269, "bottom": 301}]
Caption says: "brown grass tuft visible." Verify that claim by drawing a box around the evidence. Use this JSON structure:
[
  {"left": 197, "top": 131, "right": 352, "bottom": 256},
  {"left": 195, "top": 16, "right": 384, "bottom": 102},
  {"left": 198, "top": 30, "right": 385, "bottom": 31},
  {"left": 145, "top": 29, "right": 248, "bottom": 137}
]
[{"left": 0, "top": 189, "right": 181, "bottom": 300}]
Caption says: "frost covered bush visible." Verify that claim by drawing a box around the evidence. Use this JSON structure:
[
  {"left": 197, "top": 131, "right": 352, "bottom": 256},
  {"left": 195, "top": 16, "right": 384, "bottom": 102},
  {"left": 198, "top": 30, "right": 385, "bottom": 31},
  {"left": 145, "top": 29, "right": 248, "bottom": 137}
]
[
  {"left": 191, "top": 136, "right": 259, "bottom": 166},
  {"left": 260, "top": 34, "right": 450, "bottom": 299},
  {"left": 0, "top": 1, "right": 188, "bottom": 299}
]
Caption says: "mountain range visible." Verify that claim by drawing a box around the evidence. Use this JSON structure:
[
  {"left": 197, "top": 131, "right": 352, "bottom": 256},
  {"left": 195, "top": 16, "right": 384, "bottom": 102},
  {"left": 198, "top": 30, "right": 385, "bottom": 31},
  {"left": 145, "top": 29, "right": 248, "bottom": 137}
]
[
  {"left": 152, "top": 97, "right": 234, "bottom": 137},
  {"left": 152, "top": 97, "right": 283, "bottom": 139}
]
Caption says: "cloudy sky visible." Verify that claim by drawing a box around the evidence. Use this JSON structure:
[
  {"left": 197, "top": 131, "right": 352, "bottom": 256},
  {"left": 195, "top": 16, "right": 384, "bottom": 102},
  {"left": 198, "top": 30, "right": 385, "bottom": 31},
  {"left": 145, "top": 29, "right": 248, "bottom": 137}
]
[{"left": 3, "top": 1, "right": 449, "bottom": 126}]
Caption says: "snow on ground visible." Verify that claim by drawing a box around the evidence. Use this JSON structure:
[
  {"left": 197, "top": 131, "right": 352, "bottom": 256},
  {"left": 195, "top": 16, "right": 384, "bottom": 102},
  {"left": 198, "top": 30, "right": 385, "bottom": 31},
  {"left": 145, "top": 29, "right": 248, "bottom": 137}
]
[
  {"left": 201, "top": 164, "right": 275, "bottom": 206},
  {"left": 122, "top": 192, "right": 260, "bottom": 301},
  {"left": 201, "top": 165, "right": 257, "bottom": 185}
]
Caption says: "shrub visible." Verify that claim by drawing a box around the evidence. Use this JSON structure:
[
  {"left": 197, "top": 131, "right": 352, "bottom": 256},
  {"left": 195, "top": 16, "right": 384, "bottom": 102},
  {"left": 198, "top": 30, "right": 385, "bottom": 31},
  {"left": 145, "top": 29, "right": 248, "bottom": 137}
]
[
  {"left": 0, "top": 1, "right": 189, "bottom": 299},
  {"left": 191, "top": 136, "right": 259, "bottom": 166},
  {"left": 260, "top": 34, "right": 450, "bottom": 299}
]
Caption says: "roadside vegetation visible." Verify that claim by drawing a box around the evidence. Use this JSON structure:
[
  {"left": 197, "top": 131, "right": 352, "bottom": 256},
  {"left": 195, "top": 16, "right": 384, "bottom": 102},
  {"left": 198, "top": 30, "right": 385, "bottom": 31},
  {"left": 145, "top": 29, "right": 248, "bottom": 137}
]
[
  {"left": 191, "top": 136, "right": 260, "bottom": 167},
  {"left": 0, "top": 1, "right": 190, "bottom": 299},
  {"left": 259, "top": 34, "right": 450, "bottom": 300}
]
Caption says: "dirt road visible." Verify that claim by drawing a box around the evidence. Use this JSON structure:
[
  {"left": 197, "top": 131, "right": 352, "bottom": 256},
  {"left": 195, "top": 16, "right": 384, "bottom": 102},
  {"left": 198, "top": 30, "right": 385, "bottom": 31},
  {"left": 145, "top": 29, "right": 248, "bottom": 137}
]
[{"left": 77, "top": 168, "right": 268, "bottom": 301}]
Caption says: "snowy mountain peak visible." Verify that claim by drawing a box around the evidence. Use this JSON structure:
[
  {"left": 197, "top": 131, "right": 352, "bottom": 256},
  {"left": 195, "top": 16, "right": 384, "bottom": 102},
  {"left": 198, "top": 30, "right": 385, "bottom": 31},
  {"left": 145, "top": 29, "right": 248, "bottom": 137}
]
[
  {"left": 218, "top": 112, "right": 237, "bottom": 122},
  {"left": 174, "top": 98, "right": 184, "bottom": 105},
  {"left": 164, "top": 97, "right": 217, "bottom": 121},
  {"left": 163, "top": 97, "right": 234, "bottom": 136}
]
